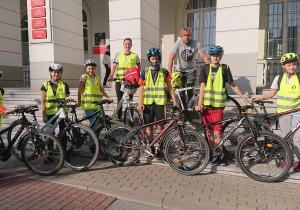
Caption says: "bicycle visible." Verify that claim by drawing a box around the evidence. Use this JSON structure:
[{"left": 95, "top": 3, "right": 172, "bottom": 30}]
[
  {"left": 104, "top": 106, "right": 211, "bottom": 175},
  {"left": 0, "top": 105, "right": 65, "bottom": 176},
  {"left": 196, "top": 103, "right": 293, "bottom": 182}
]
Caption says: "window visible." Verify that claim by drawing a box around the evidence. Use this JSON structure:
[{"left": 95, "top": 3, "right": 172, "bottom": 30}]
[
  {"left": 21, "top": 15, "right": 29, "bottom": 66},
  {"left": 83, "top": 10, "right": 88, "bottom": 61},
  {"left": 185, "top": 0, "right": 216, "bottom": 58},
  {"left": 266, "top": 0, "right": 300, "bottom": 58}
]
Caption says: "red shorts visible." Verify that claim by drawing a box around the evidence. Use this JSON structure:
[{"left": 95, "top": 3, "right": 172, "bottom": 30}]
[{"left": 202, "top": 109, "right": 224, "bottom": 132}]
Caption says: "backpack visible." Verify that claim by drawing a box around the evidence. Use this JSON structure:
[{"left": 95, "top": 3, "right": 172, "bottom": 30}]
[
  {"left": 277, "top": 73, "right": 300, "bottom": 90},
  {"left": 125, "top": 67, "right": 140, "bottom": 84}
]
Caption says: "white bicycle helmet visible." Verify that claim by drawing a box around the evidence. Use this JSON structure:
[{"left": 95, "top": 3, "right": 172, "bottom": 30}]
[
  {"left": 84, "top": 59, "right": 97, "bottom": 67},
  {"left": 49, "top": 63, "right": 63, "bottom": 71}
]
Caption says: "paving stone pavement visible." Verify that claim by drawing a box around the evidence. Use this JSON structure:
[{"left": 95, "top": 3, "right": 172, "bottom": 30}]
[{"left": 1, "top": 156, "right": 300, "bottom": 210}]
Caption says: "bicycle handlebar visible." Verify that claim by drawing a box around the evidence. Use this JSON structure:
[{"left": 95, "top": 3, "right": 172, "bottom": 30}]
[
  {"left": 92, "top": 99, "right": 112, "bottom": 106},
  {"left": 15, "top": 105, "right": 39, "bottom": 114},
  {"left": 252, "top": 100, "right": 274, "bottom": 105}
]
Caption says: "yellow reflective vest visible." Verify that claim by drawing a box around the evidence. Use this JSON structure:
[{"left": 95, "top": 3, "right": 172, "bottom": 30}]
[
  {"left": 203, "top": 64, "right": 227, "bottom": 108},
  {"left": 0, "top": 91, "right": 4, "bottom": 126},
  {"left": 43, "top": 80, "right": 67, "bottom": 115},
  {"left": 143, "top": 67, "right": 166, "bottom": 105},
  {"left": 277, "top": 73, "right": 300, "bottom": 113},
  {"left": 81, "top": 74, "right": 103, "bottom": 110},
  {"left": 115, "top": 52, "right": 137, "bottom": 82}
]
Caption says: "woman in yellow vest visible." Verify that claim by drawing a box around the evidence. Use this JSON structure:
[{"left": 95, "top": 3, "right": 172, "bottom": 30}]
[
  {"left": 195, "top": 46, "right": 250, "bottom": 166},
  {"left": 251, "top": 53, "right": 300, "bottom": 172},
  {"left": 0, "top": 70, "right": 15, "bottom": 124},
  {"left": 137, "top": 48, "right": 178, "bottom": 162},
  {"left": 76, "top": 59, "right": 113, "bottom": 153},
  {"left": 41, "top": 64, "right": 71, "bottom": 149},
  {"left": 109, "top": 38, "right": 141, "bottom": 120}
]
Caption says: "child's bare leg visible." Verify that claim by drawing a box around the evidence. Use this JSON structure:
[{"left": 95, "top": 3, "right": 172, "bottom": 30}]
[
  {"left": 147, "top": 126, "right": 155, "bottom": 154},
  {"left": 214, "top": 130, "right": 223, "bottom": 154},
  {"left": 157, "top": 124, "right": 164, "bottom": 142},
  {"left": 207, "top": 129, "right": 215, "bottom": 150}
]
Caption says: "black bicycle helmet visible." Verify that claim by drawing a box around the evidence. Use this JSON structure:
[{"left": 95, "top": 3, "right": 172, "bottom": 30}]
[
  {"left": 280, "top": 53, "right": 299, "bottom": 64},
  {"left": 147, "top": 47, "right": 161, "bottom": 68}
]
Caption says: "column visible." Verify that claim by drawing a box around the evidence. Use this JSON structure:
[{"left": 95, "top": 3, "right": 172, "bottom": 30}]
[
  {"left": 216, "top": 0, "right": 260, "bottom": 95},
  {"left": 109, "top": 0, "right": 160, "bottom": 89},
  {"left": 28, "top": 0, "right": 83, "bottom": 91}
]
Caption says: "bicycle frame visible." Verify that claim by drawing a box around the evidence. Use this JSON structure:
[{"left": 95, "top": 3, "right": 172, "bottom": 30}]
[{"left": 40, "top": 107, "right": 67, "bottom": 134}]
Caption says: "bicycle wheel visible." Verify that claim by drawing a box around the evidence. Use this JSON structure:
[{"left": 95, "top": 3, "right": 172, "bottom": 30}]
[
  {"left": 60, "top": 123, "right": 99, "bottom": 171},
  {"left": 164, "top": 130, "right": 210, "bottom": 175},
  {"left": 236, "top": 131, "right": 293, "bottom": 182},
  {"left": 7, "top": 120, "right": 28, "bottom": 161},
  {"left": 21, "top": 131, "right": 65, "bottom": 176},
  {"left": 222, "top": 118, "right": 267, "bottom": 160},
  {"left": 96, "top": 120, "right": 123, "bottom": 160},
  {"left": 105, "top": 124, "right": 139, "bottom": 166}
]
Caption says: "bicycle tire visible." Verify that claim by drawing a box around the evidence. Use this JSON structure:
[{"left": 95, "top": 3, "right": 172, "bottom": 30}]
[
  {"left": 96, "top": 120, "right": 124, "bottom": 160},
  {"left": 7, "top": 120, "right": 28, "bottom": 161},
  {"left": 164, "top": 130, "right": 210, "bottom": 175},
  {"left": 124, "top": 107, "right": 134, "bottom": 127},
  {"left": 105, "top": 124, "right": 139, "bottom": 166},
  {"left": 222, "top": 118, "right": 267, "bottom": 160},
  {"left": 59, "top": 123, "right": 100, "bottom": 171},
  {"left": 236, "top": 131, "right": 293, "bottom": 182},
  {"left": 21, "top": 131, "right": 65, "bottom": 176}
]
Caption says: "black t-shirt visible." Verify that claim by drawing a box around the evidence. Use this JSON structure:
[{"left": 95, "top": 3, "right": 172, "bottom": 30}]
[
  {"left": 41, "top": 80, "right": 70, "bottom": 96},
  {"left": 199, "top": 64, "right": 234, "bottom": 88}
]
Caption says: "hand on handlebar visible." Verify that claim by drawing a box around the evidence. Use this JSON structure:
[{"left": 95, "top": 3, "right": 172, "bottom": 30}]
[
  {"left": 250, "top": 97, "right": 260, "bottom": 102},
  {"left": 107, "top": 97, "right": 114, "bottom": 103},
  {"left": 4, "top": 109, "right": 15, "bottom": 114},
  {"left": 109, "top": 75, "right": 114, "bottom": 82},
  {"left": 137, "top": 104, "right": 144, "bottom": 111},
  {"left": 195, "top": 104, "right": 203, "bottom": 111},
  {"left": 65, "top": 97, "right": 74, "bottom": 102}
]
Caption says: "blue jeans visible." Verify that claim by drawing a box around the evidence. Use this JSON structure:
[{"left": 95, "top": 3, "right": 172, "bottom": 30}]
[{"left": 85, "top": 109, "right": 99, "bottom": 146}]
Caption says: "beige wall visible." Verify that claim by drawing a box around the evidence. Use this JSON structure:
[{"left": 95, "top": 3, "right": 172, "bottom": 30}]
[{"left": 0, "top": 0, "right": 23, "bottom": 87}]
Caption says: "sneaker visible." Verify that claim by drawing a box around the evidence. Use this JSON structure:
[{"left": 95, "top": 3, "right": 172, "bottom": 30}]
[
  {"left": 219, "top": 158, "right": 228, "bottom": 166},
  {"left": 146, "top": 157, "right": 153, "bottom": 164},
  {"left": 89, "top": 145, "right": 96, "bottom": 153},
  {"left": 210, "top": 158, "right": 219, "bottom": 165},
  {"left": 156, "top": 149, "right": 164, "bottom": 159},
  {"left": 135, "top": 158, "right": 141, "bottom": 164},
  {"left": 293, "top": 161, "right": 300, "bottom": 172}
]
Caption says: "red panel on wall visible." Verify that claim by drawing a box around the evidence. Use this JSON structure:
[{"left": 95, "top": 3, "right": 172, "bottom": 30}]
[
  {"left": 31, "top": 0, "right": 45, "bottom": 7},
  {"left": 32, "top": 29, "right": 47, "bottom": 39},
  {"left": 93, "top": 46, "right": 107, "bottom": 54},
  {"left": 32, "top": 18, "right": 46, "bottom": 28},
  {"left": 31, "top": 7, "right": 46, "bottom": 18}
]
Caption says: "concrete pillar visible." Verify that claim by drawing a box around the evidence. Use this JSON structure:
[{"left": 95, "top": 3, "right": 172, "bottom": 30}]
[
  {"left": 27, "top": 0, "right": 83, "bottom": 92},
  {"left": 0, "top": 0, "right": 23, "bottom": 87},
  {"left": 216, "top": 0, "right": 260, "bottom": 96},
  {"left": 109, "top": 0, "right": 159, "bottom": 92}
]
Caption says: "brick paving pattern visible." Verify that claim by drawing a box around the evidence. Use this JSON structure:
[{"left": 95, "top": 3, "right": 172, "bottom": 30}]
[
  {"left": 0, "top": 173, "right": 116, "bottom": 210},
  {"left": 2, "top": 157, "right": 300, "bottom": 209}
]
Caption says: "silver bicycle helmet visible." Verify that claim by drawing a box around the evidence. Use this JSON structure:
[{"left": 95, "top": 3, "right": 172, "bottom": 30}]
[
  {"left": 49, "top": 63, "right": 63, "bottom": 71},
  {"left": 84, "top": 59, "right": 97, "bottom": 67}
]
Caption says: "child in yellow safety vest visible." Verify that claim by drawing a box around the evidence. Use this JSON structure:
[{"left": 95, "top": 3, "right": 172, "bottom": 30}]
[
  {"left": 41, "top": 64, "right": 72, "bottom": 150},
  {"left": 76, "top": 59, "right": 113, "bottom": 153},
  {"left": 0, "top": 70, "right": 15, "bottom": 123},
  {"left": 195, "top": 45, "right": 250, "bottom": 166},
  {"left": 251, "top": 52, "right": 300, "bottom": 172},
  {"left": 137, "top": 48, "right": 178, "bottom": 162}
]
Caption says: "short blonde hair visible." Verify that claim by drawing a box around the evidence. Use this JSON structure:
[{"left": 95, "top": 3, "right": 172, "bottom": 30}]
[{"left": 180, "top": 27, "right": 192, "bottom": 37}]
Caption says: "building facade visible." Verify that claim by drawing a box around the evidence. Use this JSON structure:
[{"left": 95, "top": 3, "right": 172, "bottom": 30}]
[{"left": 0, "top": 0, "right": 299, "bottom": 94}]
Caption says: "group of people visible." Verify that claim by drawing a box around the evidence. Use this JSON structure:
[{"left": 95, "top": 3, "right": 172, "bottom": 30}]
[{"left": 0, "top": 27, "right": 299, "bottom": 171}]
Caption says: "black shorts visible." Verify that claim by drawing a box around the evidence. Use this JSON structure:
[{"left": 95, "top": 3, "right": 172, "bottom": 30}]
[{"left": 143, "top": 105, "right": 165, "bottom": 125}]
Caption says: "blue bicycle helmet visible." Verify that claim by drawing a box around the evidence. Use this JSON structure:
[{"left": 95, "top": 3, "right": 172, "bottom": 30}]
[
  {"left": 208, "top": 45, "right": 224, "bottom": 55},
  {"left": 147, "top": 47, "right": 161, "bottom": 68}
]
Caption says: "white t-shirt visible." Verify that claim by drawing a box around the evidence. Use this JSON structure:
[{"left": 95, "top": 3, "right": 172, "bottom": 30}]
[{"left": 79, "top": 75, "right": 102, "bottom": 86}]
